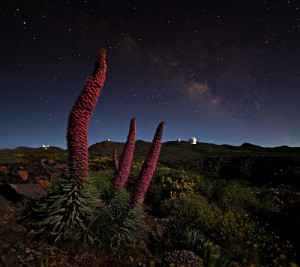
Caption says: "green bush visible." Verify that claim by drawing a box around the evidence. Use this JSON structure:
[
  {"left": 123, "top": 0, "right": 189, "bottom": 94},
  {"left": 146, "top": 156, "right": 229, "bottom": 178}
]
[
  {"left": 89, "top": 171, "right": 114, "bottom": 201},
  {"left": 146, "top": 167, "right": 201, "bottom": 204},
  {"left": 259, "top": 194, "right": 278, "bottom": 213},
  {"left": 198, "top": 178, "right": 275, "bottom": 213},
  {"left": 218, "top": 181, "right": 261, "bottom": 212}
]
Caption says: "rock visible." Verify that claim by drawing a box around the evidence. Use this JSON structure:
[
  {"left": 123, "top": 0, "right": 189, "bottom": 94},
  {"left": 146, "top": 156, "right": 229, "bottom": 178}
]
[
  {"left": 37, "top": 179, "right": 52, "bottom": 188},
  {"left": 0, "top": 183, "right": 23, "bottom": 203},
  {"left": 53, "top": 163, "right": 68, "bottom": 170},
  {"left": 9, "top": 169, "right": 29, "bottom": 184},
  {"left": 17, "top": 170, "right": 29, "bottom": 181},
  {"left": 41, "top": 159, "right": 56, "bottom": 167},
  {"left": 0, "top": 165, "right": 9, "bottom": 174},
  {"left": 162, "top": 250, "right": 204, "bottom": 267},
  {"left": 0, "top": 166, "right": 9, "bottom": 183},
  {"left": 0, "top": 159, "right": 68, "bottom": 186},
  {"left": 9, "top": 184, "right": 46, "bottom": 199}
]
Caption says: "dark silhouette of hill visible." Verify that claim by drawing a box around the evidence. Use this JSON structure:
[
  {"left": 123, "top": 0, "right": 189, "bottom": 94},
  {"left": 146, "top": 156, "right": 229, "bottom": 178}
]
[
  {"left": 1, "top": 141, "right": 300, "bottom": 186},
  {"left": 88, "top": 140, "right": 151, "bottom": 158}
]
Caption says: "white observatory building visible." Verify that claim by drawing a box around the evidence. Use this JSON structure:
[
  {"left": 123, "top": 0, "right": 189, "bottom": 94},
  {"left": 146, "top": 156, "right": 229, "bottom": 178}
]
[{"left": 189, "top": 137, "right": 197, "bottom": 144}]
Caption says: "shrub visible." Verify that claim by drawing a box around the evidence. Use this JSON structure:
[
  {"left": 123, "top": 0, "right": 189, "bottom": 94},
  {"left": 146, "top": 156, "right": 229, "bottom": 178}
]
[
  {"left": 199, "top": 179, "right": 262, "bottom": 212},
  {"left": 159, "top": 193, "right": 294, "bottom": 266},
  {"left": 146, "top": 167, "right": 201, "bottom": 205},
  {"left": 218, "top": 181, "right": 261, "bottom": 212},
  {"left": 89, "top": 190, "right": 147, "bottom": 254},
  {"left": 89, "top": 157, "right": 114, "bottom": 171},
  {"left": 29, "top": 177, "right": 100, "bottom": 243}
]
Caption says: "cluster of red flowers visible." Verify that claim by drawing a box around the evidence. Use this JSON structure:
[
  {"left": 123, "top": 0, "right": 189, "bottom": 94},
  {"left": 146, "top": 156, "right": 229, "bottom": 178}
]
[
  {"left": 67, "top": 49, "right": 107, "bottom": 183},
  {"left": 113, "top": 118, "right": 136, "bottom": 191},
  {"left": 133, "top": 121, "right": 164, "bottom": 203}
]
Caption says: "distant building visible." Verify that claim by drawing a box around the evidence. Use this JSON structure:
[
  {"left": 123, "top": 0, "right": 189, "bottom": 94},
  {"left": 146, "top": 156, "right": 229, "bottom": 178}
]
[
  {"left": 42, "top": 145, "right": 50, "bottom": 150},
  {"left": 107, "top": 138, "right": 111, "bottom": 142},
  {"left": 189, "top": 137, "right": 197, "bottom": 144},
  {"left": 177, "top": 138, "right": 181, "bottom": 143}
]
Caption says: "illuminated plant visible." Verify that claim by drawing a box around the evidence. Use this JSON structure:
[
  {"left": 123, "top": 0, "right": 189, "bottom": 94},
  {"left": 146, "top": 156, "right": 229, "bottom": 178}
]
[
  {"left": 30, "top": 49, "right": 107, "bottom": 243},
  {"left": 133, "top": 121, "right": 164, "bottom": 203},
  {"left": 67, "top": 48, "right": 107, "bottom": 183},
  {"left": 30, "top": 48, "right": 164, "bottom": 248},
  {"left": 90, "top": 120, "right": 165, "bottom": 250},
  {"left": 112, "top": 118, "right": 136, "bottom": 191}
]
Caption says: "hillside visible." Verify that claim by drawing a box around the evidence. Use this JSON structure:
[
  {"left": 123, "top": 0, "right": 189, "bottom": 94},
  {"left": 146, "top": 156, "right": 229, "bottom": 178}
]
[
  {"left": 89, "top": 140, "right": 300, "bottom": 186},
  {"left": 1, "top": 141, "right": 300, "bottom": 186}
]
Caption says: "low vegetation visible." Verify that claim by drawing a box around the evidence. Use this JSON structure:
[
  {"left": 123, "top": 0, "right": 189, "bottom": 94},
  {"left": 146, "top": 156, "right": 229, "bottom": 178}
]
[{"left": 1, "top": 159, "right": 299, "bottom": 266}]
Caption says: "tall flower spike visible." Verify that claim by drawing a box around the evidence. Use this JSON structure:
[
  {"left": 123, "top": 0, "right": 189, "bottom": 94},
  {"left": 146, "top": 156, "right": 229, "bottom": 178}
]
[
  {"left": 113, "top": 147, "right": 119, "bottom": 172},
  {"left": 112, "top": 118, "right": 136, "bottom": 191},
  {"left": 133, "top": 121, "right": 164, "bottom": 203},
  {"left": 67, "top": 49, "right": 107, "bottom": 183}
]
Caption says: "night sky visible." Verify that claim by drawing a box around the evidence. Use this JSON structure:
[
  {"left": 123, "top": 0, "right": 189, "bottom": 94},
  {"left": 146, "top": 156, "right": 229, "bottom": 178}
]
[{"left": 1, "top": 0, "right": 300, "bottom": 149}]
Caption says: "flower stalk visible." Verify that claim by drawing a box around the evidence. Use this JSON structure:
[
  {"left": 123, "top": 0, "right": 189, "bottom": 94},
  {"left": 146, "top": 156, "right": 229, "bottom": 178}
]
[
  {"left": 112, "top": 118, "right": 136, "bottom": 191},
  {"left": 67, "top": 49, "right": 107, "bottom": 183},
  {"left": 133, "top": 121, "right": 164, "bottom": 203}
]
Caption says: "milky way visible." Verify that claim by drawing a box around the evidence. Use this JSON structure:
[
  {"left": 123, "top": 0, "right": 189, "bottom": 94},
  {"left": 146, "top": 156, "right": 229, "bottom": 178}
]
[{"left": 1, "top": 0, "right": 299, "bottom": 148}]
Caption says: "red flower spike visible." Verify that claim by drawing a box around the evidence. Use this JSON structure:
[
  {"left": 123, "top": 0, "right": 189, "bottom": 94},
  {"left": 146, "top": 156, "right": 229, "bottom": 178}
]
[
  {"left": 133, "top": 121, "right": 164, "bottom": 203},
  {"left": 67, "top": 49, "right": 107, "bottom": 183},
  {"left": 113, "top": 147, "right": 119, "bottom": 172},
  {"left": 113, "top": 118, "right": 136, "bottom": 191}
]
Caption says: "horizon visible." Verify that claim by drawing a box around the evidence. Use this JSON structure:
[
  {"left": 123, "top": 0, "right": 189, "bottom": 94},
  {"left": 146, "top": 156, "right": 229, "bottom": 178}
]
[{"left": 1, "top": 138, "right": 299, "bottom": 151}]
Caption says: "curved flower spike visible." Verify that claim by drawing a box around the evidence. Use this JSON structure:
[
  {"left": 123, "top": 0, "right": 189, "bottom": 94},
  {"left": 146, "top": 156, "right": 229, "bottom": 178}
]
[
  {"left": 67, "top": 49, "right": 107, "bottom": 183},
  {"left": 113, "top": 118, "right": 136, "bottom": 191},
  {"left": 133, "top": 121, "right": 164, "bottom": 203}
]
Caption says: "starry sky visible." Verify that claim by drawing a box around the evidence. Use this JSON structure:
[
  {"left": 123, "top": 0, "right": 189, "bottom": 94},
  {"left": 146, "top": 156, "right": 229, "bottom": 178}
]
[{"left": 1, "top": 0, "right": 300, "bottom": 149}]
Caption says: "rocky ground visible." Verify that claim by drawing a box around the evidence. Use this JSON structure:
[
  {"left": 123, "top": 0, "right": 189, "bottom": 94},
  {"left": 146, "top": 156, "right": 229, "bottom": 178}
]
[
  {"left": 0, "top": 157, "right": 73, "bottom": 266},
  {"left": 0, "top": 156, "right": 68, "bottom": 212}
]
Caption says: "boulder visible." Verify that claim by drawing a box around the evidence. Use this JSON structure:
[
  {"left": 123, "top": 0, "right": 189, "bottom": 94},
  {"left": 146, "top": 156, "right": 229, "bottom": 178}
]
[
  {"left": 37, "top": 179, "right": 52, "bottom": 188},
  {"left": 9, "top": 184, "right": 47, "bottom": 199},
  {"left": 162, "top": 250, "right": 204, "bottom": 267},
  {"left": 41, "top": 159, "right": 56, "bottom": 167},
  {"left": 0, "top": 165, "right": 9, "bottom": 174},
  {"left": 17, "top": 170, "right": 29, "bottom": 181}
]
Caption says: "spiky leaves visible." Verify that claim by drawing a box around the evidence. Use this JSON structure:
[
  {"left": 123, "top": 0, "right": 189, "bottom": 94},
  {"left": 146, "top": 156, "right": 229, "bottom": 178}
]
[
  {"left": 133, "top": 121, "right": 164, "bottom": 204},
  {"left": 90, "top": 190, "right": 146, "bottom": 251},
  {"left": 112, "top": 118, "right": 136, "bottom": 191},
  {"left": 30, "top": 179, "right": 100, "bottom": 243},
  {"left": 67, "top": 49, "right": 107, "bottom": 183}
]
